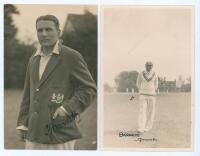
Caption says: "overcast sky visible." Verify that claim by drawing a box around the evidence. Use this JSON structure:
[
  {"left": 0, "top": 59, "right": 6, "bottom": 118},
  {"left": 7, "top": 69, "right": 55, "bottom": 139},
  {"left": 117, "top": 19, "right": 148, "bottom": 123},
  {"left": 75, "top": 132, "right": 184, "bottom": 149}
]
[
  {"left": 102, "top": 6, "right": 194, "bottom": 86},
  {"left": 13, "top": 4, "right": 97, "bottom": 43}
]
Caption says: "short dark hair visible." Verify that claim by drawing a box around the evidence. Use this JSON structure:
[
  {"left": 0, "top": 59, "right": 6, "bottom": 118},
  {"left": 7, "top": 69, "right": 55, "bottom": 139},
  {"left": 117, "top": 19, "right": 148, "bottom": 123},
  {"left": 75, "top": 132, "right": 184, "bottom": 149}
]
[{"left": 36, "top": 15, "right": 60, "bottom": 30}]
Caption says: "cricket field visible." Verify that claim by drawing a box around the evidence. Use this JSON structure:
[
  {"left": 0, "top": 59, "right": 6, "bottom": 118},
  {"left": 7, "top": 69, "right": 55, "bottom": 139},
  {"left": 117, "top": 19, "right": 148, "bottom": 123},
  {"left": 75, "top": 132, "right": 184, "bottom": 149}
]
[{"left": 102, "top": 92, "right": 192, "bottom": 149}]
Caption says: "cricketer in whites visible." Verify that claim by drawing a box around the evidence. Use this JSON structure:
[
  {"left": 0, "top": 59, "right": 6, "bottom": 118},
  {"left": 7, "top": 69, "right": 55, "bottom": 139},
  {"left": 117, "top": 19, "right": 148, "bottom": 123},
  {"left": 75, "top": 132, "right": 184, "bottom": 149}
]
[
  {"left": 136, "top": 61, "right": 158, "bottom": 133},
  {"left": 16, "top": 15, "right": 96, "bottom": 150}
]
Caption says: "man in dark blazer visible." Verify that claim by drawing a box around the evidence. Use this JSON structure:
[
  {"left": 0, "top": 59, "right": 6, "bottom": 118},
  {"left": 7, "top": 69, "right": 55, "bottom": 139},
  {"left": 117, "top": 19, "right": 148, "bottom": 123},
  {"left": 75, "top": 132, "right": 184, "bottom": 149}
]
[{"left": 16, "top": 15, "right": 96, "bottom": 149}]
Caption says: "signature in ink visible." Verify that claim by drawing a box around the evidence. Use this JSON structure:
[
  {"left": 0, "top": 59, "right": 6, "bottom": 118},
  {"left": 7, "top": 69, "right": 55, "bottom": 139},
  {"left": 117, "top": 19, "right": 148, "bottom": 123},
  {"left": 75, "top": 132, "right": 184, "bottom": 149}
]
[
  {"left": 134, "top": 137, "right": 158, "bottom": 142},
  {"left": 119, "top": 131, "right": 141, "bottom": 137}
]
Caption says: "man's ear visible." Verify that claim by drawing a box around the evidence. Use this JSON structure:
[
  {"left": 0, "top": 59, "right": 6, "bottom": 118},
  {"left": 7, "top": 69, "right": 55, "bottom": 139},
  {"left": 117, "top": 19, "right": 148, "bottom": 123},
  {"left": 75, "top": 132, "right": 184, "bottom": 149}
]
[{"left": 57, "top": 29, "right": 61, "bottom": 37}]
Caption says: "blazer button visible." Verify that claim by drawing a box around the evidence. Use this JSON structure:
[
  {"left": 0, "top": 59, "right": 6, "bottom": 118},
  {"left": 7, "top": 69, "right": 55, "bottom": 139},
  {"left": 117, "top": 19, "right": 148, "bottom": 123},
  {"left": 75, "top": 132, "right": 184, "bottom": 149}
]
[
  {"left": 34, "top": 112, "right": 38, "bottom": 114},
  {"left": 36, "top": 88, "right": 39, "bottom": 91}
]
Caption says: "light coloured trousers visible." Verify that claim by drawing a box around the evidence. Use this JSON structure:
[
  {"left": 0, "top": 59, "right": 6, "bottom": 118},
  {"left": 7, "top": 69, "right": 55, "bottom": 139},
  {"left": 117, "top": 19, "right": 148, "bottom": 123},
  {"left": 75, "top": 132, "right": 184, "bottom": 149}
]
[
  {"left": 25, "top": 139, "right": 76, "bottom": 150},
  {"left": 138, "top": 95, "right": 156, "bottom": 132}
]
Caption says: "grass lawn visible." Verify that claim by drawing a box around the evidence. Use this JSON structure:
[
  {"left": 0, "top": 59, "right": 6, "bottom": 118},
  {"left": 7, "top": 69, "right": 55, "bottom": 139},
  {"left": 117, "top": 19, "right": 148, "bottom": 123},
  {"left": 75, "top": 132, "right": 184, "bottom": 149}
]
[
  {"left": 4, "top": 89, "right": 97, "bottom": 150},
  {"left": 103, "top": 93, "right": 192, "bottom": 149}
]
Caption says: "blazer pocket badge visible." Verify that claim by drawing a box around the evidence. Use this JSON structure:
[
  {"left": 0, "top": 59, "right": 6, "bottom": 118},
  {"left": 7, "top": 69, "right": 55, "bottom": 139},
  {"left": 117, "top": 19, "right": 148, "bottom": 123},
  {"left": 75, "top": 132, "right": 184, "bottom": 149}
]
[{"left": 51, "top": 93, "right": 64, "bottom": 104}]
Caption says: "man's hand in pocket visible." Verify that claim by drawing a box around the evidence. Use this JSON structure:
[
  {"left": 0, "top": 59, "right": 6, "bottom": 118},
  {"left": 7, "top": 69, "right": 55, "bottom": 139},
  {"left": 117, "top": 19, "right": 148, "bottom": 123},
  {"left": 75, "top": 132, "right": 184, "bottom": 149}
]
[{"left": 53, "top": 107, "right": 67, "bottom": 119}]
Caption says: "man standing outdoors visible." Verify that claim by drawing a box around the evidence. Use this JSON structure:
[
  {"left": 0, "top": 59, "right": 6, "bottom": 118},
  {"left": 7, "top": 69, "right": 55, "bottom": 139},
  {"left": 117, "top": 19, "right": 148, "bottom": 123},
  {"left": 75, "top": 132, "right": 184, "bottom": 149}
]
[
  {"left": 16, "top": 15, "right": 96, "bottom": 149},
  {"left": 136, "top": 61, "right": 158, "bottom": 133}
]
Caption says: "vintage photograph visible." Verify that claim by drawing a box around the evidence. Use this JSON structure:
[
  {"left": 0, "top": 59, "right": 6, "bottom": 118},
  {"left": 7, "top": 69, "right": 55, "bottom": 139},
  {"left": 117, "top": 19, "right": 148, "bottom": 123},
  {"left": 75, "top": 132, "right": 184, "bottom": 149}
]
[
  {"left": 4, "top": 4, "right": 97, "bottom": 150},
  {"left": 101, "top": 6, "right": 194, "bottom": 150}
]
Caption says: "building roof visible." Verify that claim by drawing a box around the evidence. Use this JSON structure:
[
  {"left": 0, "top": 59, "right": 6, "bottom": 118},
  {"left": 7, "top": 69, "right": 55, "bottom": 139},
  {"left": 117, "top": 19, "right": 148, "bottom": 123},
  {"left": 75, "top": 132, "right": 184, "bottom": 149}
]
[{"left": 63, "top": 11, "right": 97, "bottom": 34}]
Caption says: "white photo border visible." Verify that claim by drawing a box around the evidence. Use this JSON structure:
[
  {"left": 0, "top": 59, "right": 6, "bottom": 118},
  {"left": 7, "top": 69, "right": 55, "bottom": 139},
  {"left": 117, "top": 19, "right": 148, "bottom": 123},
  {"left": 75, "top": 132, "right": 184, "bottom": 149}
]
[{"left": 0, "top": 0, "right": 200, "bottom": 156}]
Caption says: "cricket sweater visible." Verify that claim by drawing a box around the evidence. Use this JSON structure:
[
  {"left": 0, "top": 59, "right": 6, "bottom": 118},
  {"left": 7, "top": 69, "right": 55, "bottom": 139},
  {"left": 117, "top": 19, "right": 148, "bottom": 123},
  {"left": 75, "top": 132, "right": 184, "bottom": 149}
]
[{"left": 136, "top": 71, "right": 158, "bottom": 96}]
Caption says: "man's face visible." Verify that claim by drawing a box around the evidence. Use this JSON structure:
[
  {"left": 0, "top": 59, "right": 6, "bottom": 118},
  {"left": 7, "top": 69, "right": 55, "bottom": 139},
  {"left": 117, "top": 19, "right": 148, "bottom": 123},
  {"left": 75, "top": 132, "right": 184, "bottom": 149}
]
[
  {"left": 36, "top": 20, "right": 60, "bottom": 47},
  {"left": 146, "top": 64, "right": 153, "bottom": 72}
]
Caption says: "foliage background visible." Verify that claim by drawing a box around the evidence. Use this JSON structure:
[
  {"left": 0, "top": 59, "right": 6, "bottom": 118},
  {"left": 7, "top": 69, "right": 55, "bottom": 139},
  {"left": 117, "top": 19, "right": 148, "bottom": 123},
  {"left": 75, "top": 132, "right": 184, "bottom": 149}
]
[
  {"left": 4, "top": 4, "right": 97, "bottom": 89},
  {"left": 4, "top": 4, "right": 97, "bottom": 150}
]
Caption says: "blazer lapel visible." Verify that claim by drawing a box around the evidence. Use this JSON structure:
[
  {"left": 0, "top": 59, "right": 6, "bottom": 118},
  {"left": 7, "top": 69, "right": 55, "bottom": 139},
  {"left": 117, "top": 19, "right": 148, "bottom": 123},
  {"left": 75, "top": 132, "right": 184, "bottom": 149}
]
[
  {"left": 38, "top": 54, "right": 61, "bottom": 87},
  {"left": 31, "top": 55, "right": 40, "bottom": 84}
]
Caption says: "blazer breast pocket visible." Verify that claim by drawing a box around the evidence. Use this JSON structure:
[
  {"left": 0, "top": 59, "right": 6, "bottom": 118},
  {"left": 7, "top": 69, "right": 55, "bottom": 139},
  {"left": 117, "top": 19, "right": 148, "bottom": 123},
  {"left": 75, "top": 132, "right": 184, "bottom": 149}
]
[{"left": 48, "top": 86, "right": 66, "bottom": 108}]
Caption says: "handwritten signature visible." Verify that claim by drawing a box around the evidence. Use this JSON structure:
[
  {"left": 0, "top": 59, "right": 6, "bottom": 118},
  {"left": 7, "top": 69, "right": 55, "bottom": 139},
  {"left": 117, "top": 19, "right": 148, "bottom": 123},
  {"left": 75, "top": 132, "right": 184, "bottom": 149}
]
[
  {"left": 118, "top": 131, "right": 158, "bottom": 142},
  {"left": 134, "top": 137, "right": 157, "bottom": 142},
  {"left": 119, "top": 131, "right": 141, "bottom": 137}
]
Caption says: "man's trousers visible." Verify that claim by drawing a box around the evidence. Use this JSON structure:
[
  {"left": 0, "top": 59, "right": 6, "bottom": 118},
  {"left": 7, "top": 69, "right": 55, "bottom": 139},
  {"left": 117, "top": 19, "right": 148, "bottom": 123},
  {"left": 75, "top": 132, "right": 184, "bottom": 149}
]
[
  {"left": 25, "top": 139, "right": 76, "bottom": 150},
  {"left": 138, "top": 94, "right": 156, "bottom": 132}
]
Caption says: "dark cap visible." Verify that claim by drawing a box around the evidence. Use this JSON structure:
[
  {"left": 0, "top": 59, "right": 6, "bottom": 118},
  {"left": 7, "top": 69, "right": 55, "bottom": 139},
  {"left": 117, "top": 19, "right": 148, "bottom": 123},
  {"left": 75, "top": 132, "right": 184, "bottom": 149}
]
[{"left": 145, "top": 61, "right": 153, "bottom": 66}]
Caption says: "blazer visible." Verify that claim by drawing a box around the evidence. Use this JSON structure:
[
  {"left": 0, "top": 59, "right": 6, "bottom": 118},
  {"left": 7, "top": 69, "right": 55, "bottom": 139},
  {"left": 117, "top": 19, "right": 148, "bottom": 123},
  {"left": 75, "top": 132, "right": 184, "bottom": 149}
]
[{"left": 17, "top": 43, "right": 96, "bottom": 144}]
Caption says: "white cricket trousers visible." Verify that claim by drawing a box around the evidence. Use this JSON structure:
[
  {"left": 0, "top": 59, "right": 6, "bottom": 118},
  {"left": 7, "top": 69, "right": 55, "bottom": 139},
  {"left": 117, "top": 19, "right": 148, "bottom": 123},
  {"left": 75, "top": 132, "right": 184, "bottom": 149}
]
[
  {"left": 138, "top": 95, "right": 156, "bottom": 132},
  {"left": 25, "top": 139, "right": 76, "bottom": 150}
]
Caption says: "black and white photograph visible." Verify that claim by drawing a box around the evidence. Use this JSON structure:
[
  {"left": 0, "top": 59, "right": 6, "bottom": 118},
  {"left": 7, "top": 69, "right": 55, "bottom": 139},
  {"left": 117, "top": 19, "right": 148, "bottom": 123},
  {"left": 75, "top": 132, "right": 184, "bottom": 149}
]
[
  {"left": 2, "top": 1, "right": 200, "bottom": 155},
  {"left": 4, "top": 4, "right": 97, "bottom": 150},
  {"left": 101, "top": 6, "right": 194, "bottom": 150}
]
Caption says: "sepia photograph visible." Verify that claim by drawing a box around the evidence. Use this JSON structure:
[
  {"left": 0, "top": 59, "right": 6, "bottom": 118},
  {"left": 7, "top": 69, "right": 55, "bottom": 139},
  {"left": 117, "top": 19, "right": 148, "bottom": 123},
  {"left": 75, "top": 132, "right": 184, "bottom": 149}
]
[
  {"left": 4, "top": 4, "right": 97, "bottom": 150},
  {"left": 101, "top": 5, "right": 194, "bottom": 150}
]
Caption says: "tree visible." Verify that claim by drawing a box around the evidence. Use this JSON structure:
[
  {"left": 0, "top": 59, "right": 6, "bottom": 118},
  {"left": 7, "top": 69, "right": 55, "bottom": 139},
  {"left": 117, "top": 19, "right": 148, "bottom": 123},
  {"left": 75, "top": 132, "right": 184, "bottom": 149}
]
[
  {"left": 115, "top": 71, "right": 139, "bottom": 92},
  {"left": 4, "top": 4, "right": 35, "bottom": 89},
  {"left": 4, "top": 4, "right": 19, "bottom": 88},
  {"left": 62, "top": 10, "right": 97, "bottom": 83},
  {"left": 104, "top": 83, "right": 113, "bottom": 92},
  {"left": 4, "top": 4, "right": 19, "bottom": 41}
]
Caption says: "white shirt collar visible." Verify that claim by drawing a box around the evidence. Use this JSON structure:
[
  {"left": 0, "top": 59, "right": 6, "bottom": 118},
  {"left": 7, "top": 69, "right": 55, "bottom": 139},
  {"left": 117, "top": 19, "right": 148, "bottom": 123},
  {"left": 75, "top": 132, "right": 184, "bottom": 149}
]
[{"left": 34, "top": 41, "right": 60, "bottom": 57}]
